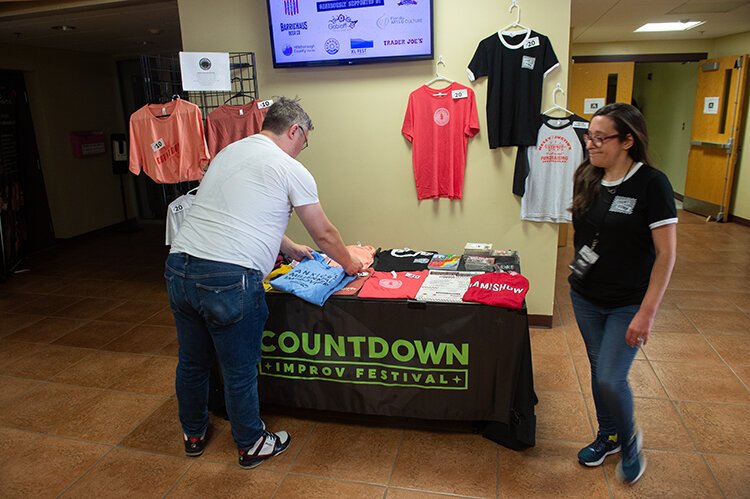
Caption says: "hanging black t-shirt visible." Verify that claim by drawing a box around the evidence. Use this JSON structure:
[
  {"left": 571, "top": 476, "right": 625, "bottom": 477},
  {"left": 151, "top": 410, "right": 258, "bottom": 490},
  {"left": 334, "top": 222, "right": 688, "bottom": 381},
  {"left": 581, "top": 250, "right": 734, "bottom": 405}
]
[
  {"left": 468, "top": 30, "right": 559, "bottom": 148},
  {"left": 374, "top": 248, "right": 437, "bottom": 271},
  {"left": 569, "top": 163, "right": 678, "bottom": 307}
]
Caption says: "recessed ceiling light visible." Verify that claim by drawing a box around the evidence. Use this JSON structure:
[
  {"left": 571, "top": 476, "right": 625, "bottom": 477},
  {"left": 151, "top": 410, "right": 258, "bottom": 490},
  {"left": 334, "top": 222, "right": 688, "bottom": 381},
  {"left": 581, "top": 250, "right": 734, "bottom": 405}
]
[
  {"left": 51, "top": 25, "right": 76, "bottom": 31},
  {"left": 635, "top": 21, "right": 705, "bottom": 33}
]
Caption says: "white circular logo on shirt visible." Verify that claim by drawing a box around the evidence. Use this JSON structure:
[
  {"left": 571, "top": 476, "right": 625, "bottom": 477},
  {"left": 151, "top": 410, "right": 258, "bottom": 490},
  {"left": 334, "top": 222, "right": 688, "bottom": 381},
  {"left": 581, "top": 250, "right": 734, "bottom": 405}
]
[
  {"left": 379, "top": 279, "right": 403, "bottom": 289},
  {"left": 434, "top": 108, "right": 450, "bottom": 127}
]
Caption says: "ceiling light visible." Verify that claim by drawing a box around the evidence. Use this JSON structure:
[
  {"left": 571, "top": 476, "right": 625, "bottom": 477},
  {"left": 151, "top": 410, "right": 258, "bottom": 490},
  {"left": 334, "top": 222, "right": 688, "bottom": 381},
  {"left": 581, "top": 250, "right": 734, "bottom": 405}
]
[
  {"left": 51, "top": 25, "right": 76, "bottom": 31},
  {"left": 635, "top": 21, "right": 705, "bottom": 33}
]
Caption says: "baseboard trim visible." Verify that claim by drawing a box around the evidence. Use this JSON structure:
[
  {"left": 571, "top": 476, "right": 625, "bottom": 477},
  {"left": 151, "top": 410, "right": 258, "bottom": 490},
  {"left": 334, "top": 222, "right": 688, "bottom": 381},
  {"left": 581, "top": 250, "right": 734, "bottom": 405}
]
[
  {"left": 528, "top": 315, "right": 553, "bottom": 328},
  {"left": 727, "top": 213, "right": 750, "bottom": 227}
]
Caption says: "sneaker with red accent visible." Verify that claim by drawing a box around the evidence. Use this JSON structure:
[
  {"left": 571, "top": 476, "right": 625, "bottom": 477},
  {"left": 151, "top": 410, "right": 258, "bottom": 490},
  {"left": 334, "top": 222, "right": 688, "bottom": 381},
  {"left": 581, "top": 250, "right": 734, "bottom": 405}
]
[
  {"left": 183, "top": 432, "right": 206, "bottom": 457},
  {"left": 238, "top": 430, "right": 291, "bottom": 469}
]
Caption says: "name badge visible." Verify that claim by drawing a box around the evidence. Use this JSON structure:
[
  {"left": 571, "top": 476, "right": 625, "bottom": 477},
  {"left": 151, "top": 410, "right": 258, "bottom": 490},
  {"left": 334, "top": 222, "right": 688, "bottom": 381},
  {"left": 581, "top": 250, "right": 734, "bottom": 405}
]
[{"left": 521, "top": 56, "right": 536, "bottom": 70}]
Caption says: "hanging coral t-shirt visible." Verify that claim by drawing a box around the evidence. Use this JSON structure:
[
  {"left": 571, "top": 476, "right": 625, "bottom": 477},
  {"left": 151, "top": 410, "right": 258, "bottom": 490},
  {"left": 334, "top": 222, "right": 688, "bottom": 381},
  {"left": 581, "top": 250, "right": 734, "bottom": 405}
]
[
  {"left": 206, "top": 101, "right": 269, "bottom": 157},
  {"left": 402, "top": 82, "right": 479, "bottom": 199},
  {"left": 129, "top": 99, "right": 210, "bottom": 184}
]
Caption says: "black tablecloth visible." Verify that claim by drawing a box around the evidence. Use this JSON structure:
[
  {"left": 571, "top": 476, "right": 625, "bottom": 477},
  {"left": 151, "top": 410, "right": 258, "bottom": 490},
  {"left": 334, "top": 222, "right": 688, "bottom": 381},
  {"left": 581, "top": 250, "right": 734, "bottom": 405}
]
[{"left": 252, "top": 293, "right": 536, "bottom": 449}]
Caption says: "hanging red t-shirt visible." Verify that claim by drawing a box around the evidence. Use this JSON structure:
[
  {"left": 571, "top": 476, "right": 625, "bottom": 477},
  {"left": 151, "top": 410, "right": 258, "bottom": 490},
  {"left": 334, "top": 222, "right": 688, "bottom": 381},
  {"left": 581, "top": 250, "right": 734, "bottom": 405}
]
[
  {"left": 128, "top": 99, "right": 210, "bottom": 184},
  {"left": 357, "top": 270, "right": 428, "bottom": 300},
  {"left": 402, "top": 82, "right": 480, "bottom": 200},
  {"left": 206, "top": 101, "right": 269, "bottom": 157}
]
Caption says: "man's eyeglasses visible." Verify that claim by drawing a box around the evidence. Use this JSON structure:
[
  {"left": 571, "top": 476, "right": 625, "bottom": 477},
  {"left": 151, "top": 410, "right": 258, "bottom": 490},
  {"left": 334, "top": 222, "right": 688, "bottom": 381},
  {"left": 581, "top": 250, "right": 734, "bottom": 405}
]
[
  {"left": 583, "top": 133, "right": 619, "bottom": 148},
  {"left": 296, "top": 124, "right": 309, "bottom": 150}
]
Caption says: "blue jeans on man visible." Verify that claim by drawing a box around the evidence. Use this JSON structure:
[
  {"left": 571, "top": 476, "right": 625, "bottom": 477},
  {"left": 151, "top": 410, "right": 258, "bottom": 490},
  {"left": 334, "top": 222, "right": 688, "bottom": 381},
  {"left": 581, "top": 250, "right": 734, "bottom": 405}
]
[{"left": 165, "top": 252, "right": 267, "bottom": 449}]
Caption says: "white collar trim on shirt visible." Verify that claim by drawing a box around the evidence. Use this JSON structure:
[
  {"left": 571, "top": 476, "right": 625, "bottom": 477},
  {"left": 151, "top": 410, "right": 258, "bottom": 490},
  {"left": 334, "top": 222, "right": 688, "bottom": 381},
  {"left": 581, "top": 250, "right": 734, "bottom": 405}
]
[
  {"left": 497, "top": 29, "right": 531, "bottom": 50},
  {"left": 601, "top": 162, "right": 643, "bottom": 187}
]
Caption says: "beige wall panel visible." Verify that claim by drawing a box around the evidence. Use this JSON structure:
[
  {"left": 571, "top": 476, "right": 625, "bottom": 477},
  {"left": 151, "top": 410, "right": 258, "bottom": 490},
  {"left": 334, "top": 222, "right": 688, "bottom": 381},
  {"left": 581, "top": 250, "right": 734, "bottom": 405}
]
[{"left": 177, "top": 0, "right": 573, "bottom": 316}]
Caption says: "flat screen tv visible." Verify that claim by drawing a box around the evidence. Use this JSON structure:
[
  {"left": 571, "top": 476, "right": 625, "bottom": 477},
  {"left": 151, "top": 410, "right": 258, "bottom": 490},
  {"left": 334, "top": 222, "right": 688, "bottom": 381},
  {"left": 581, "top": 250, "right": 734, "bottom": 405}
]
[{"left": 266, "top": 0, "right": 434, "bottom": 68}]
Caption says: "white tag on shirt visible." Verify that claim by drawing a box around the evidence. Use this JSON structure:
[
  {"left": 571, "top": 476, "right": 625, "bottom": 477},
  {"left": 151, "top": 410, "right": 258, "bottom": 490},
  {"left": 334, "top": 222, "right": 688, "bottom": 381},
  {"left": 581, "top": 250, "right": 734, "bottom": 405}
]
[
  {"left": 151, "top": 138, "right": 166, "bottom": 153},
  {"left": 521, "top": 56, "right": 536, "bottom": 70},
  {"left": 239, "top": 109, "right": 244, "bottom": 116},
  {"left": 257, "top": 99, "right": 274, "bottom": 109},
  {"left": 405, "top": 272, "right": 422, "bottom": 279},
  {"left": 573, "top": 121, "right": 589, "bottom": 129},
  {"left": 171, "top": 203, "right": 185, "bottom": 214},
  {"left": 452, "top": 89, "right": 468, "bottom": 99},
  {"left": 610, "top": 196, "right": 637, "bottom": 215},
  {"left": 523, "top": 36, "right": 540, "bottom": 49}
]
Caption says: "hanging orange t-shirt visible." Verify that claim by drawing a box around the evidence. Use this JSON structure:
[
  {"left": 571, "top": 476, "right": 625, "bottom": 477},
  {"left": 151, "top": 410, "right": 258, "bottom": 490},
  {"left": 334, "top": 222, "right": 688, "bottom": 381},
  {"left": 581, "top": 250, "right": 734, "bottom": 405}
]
[
  {"left": 206, "top": 101, "right": 268, "bottom": 157},
  {"left": 128, "top": 99, "right": 210, "bottom": 184}
]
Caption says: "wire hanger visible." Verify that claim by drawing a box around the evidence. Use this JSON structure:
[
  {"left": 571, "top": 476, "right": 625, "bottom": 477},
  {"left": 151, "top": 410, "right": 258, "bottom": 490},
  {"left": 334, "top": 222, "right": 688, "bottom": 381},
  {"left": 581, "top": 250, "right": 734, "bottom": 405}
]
[
  {"left": 500, "top": 0, "right": 529, "bottom": 32},
  {"left": 543, "top": 83, "right": 574, "bottom": 116},
  {"left": 424, "top": 56, "right": 454, "bottom": 96},
  {"left": 224, "top": 77, "right": 255, "bottom": 104}
]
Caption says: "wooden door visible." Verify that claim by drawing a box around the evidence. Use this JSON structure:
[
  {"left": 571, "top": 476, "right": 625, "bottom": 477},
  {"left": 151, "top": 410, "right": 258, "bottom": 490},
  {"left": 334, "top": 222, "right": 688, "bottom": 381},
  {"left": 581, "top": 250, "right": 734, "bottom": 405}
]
[
  {"left": 558, "top": 62, "right": 634, "bottom": 247},
  {"left": 684, "top": 55, "right": 749, "bottom": 221},
  {"left": 569, "top": 62, "right": 635, "bottom": 117}
]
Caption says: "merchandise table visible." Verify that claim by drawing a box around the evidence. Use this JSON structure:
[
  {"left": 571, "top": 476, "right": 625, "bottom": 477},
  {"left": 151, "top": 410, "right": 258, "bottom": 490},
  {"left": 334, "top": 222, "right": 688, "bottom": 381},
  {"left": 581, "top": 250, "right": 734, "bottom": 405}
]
[{"left": 256, "top": 293, "right": 536, "bottom": 449}]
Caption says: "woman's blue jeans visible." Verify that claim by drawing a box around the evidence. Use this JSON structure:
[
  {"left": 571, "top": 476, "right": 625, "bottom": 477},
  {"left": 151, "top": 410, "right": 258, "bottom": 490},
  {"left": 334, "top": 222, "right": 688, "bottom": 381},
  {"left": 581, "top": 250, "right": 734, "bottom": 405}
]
[
  {"left": 570, "top": 289, "right": 640, "bottom": 439},
  {"left": 165, "top": 252, "right": 268, "bottom": 450}
]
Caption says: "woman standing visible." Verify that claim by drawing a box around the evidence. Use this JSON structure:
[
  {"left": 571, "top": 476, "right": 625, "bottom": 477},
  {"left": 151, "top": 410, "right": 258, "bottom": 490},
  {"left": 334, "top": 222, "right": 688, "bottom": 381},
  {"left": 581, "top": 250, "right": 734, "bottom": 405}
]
[{"left": 569, "top": 103, "right": 677, "bottom": 484}]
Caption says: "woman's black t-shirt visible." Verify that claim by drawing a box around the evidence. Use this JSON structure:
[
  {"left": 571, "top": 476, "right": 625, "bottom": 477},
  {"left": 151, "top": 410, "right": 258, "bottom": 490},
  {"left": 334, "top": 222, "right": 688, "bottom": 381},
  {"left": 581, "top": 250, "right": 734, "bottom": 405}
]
[{"left": 569, "top": 163, "right": 677, "bottom": 307}]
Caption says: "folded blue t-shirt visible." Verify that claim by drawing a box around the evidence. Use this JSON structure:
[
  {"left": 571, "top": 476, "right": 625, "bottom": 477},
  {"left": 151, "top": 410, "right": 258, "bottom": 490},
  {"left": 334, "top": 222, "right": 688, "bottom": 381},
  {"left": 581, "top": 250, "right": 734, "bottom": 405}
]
[{"left": 270, "top": 252, "right": 355, "bottom": 306}]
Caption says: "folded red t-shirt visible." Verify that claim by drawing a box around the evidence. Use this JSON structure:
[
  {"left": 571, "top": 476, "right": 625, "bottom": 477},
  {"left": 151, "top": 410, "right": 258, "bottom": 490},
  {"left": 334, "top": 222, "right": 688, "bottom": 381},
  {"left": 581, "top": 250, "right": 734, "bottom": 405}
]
[
  {"left": 357, "top": 270, "right": 428, "bottom": 299},
  {"left": 461, "top": 271, "right": 529, "bottom": 309}
]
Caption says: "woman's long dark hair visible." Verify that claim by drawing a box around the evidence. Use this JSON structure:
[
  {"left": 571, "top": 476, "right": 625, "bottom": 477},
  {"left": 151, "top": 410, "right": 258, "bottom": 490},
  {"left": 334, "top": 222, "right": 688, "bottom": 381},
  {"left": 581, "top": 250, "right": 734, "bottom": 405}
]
[{"left": 570, "top": 103, "right": 652, "bottom": 217}]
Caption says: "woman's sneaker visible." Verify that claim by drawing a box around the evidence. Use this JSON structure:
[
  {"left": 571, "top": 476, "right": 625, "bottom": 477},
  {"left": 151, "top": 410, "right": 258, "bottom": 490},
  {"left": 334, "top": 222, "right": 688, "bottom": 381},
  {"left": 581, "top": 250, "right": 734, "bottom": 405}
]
[
  {"left": 578, "top": 433, "right": 620, "bottom": 466},
  {"left": 238, "top": 430, "right": 291, "bottom": 469},
  {"left": 616, "top": 428, "right": 646, "bottom": 484}
]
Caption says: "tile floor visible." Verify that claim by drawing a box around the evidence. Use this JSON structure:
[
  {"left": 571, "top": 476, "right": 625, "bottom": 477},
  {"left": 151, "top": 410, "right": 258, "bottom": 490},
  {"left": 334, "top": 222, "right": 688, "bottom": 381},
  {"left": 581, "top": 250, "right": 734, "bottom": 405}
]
[{"left": 1, "top": 210, "right": 749, "bottom": 498}]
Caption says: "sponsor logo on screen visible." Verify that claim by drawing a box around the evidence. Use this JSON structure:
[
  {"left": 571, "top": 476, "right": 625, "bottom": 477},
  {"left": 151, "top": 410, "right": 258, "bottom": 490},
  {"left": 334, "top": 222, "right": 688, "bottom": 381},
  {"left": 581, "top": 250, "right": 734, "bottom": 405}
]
[
  {"left": 324, "top": 38, "right": 340, "bottom": 55},
  {"left": 328, "top": 14, "right": 359, "bottom": 30},
  {"left": 280, "top": 21, "right": 308, "bottom": 36},
  {"left": 383, "top": 37, "right": 423, "bottom": 46},
  {"left": 398, "top": 0, "right": 418, "bottom": 5},
  {"left": 283, "top": 44, "right": 316, "bottom": 56},
  {"left": 350, "top": 38, "right": 374, "bottom": 49},
  {"left": 377, "top": 14, "right": 423, "bottom": 29},
  {"left": 283, "top": 0, "right": 299, "bottom": 15}
]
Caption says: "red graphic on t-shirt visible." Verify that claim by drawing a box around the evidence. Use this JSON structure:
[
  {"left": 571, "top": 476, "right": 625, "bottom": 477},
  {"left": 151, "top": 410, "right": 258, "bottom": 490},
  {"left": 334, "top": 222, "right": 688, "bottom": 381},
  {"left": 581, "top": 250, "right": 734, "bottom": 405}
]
[{"left": 538, "top": 135, "right": 572, "bottom": 164}]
